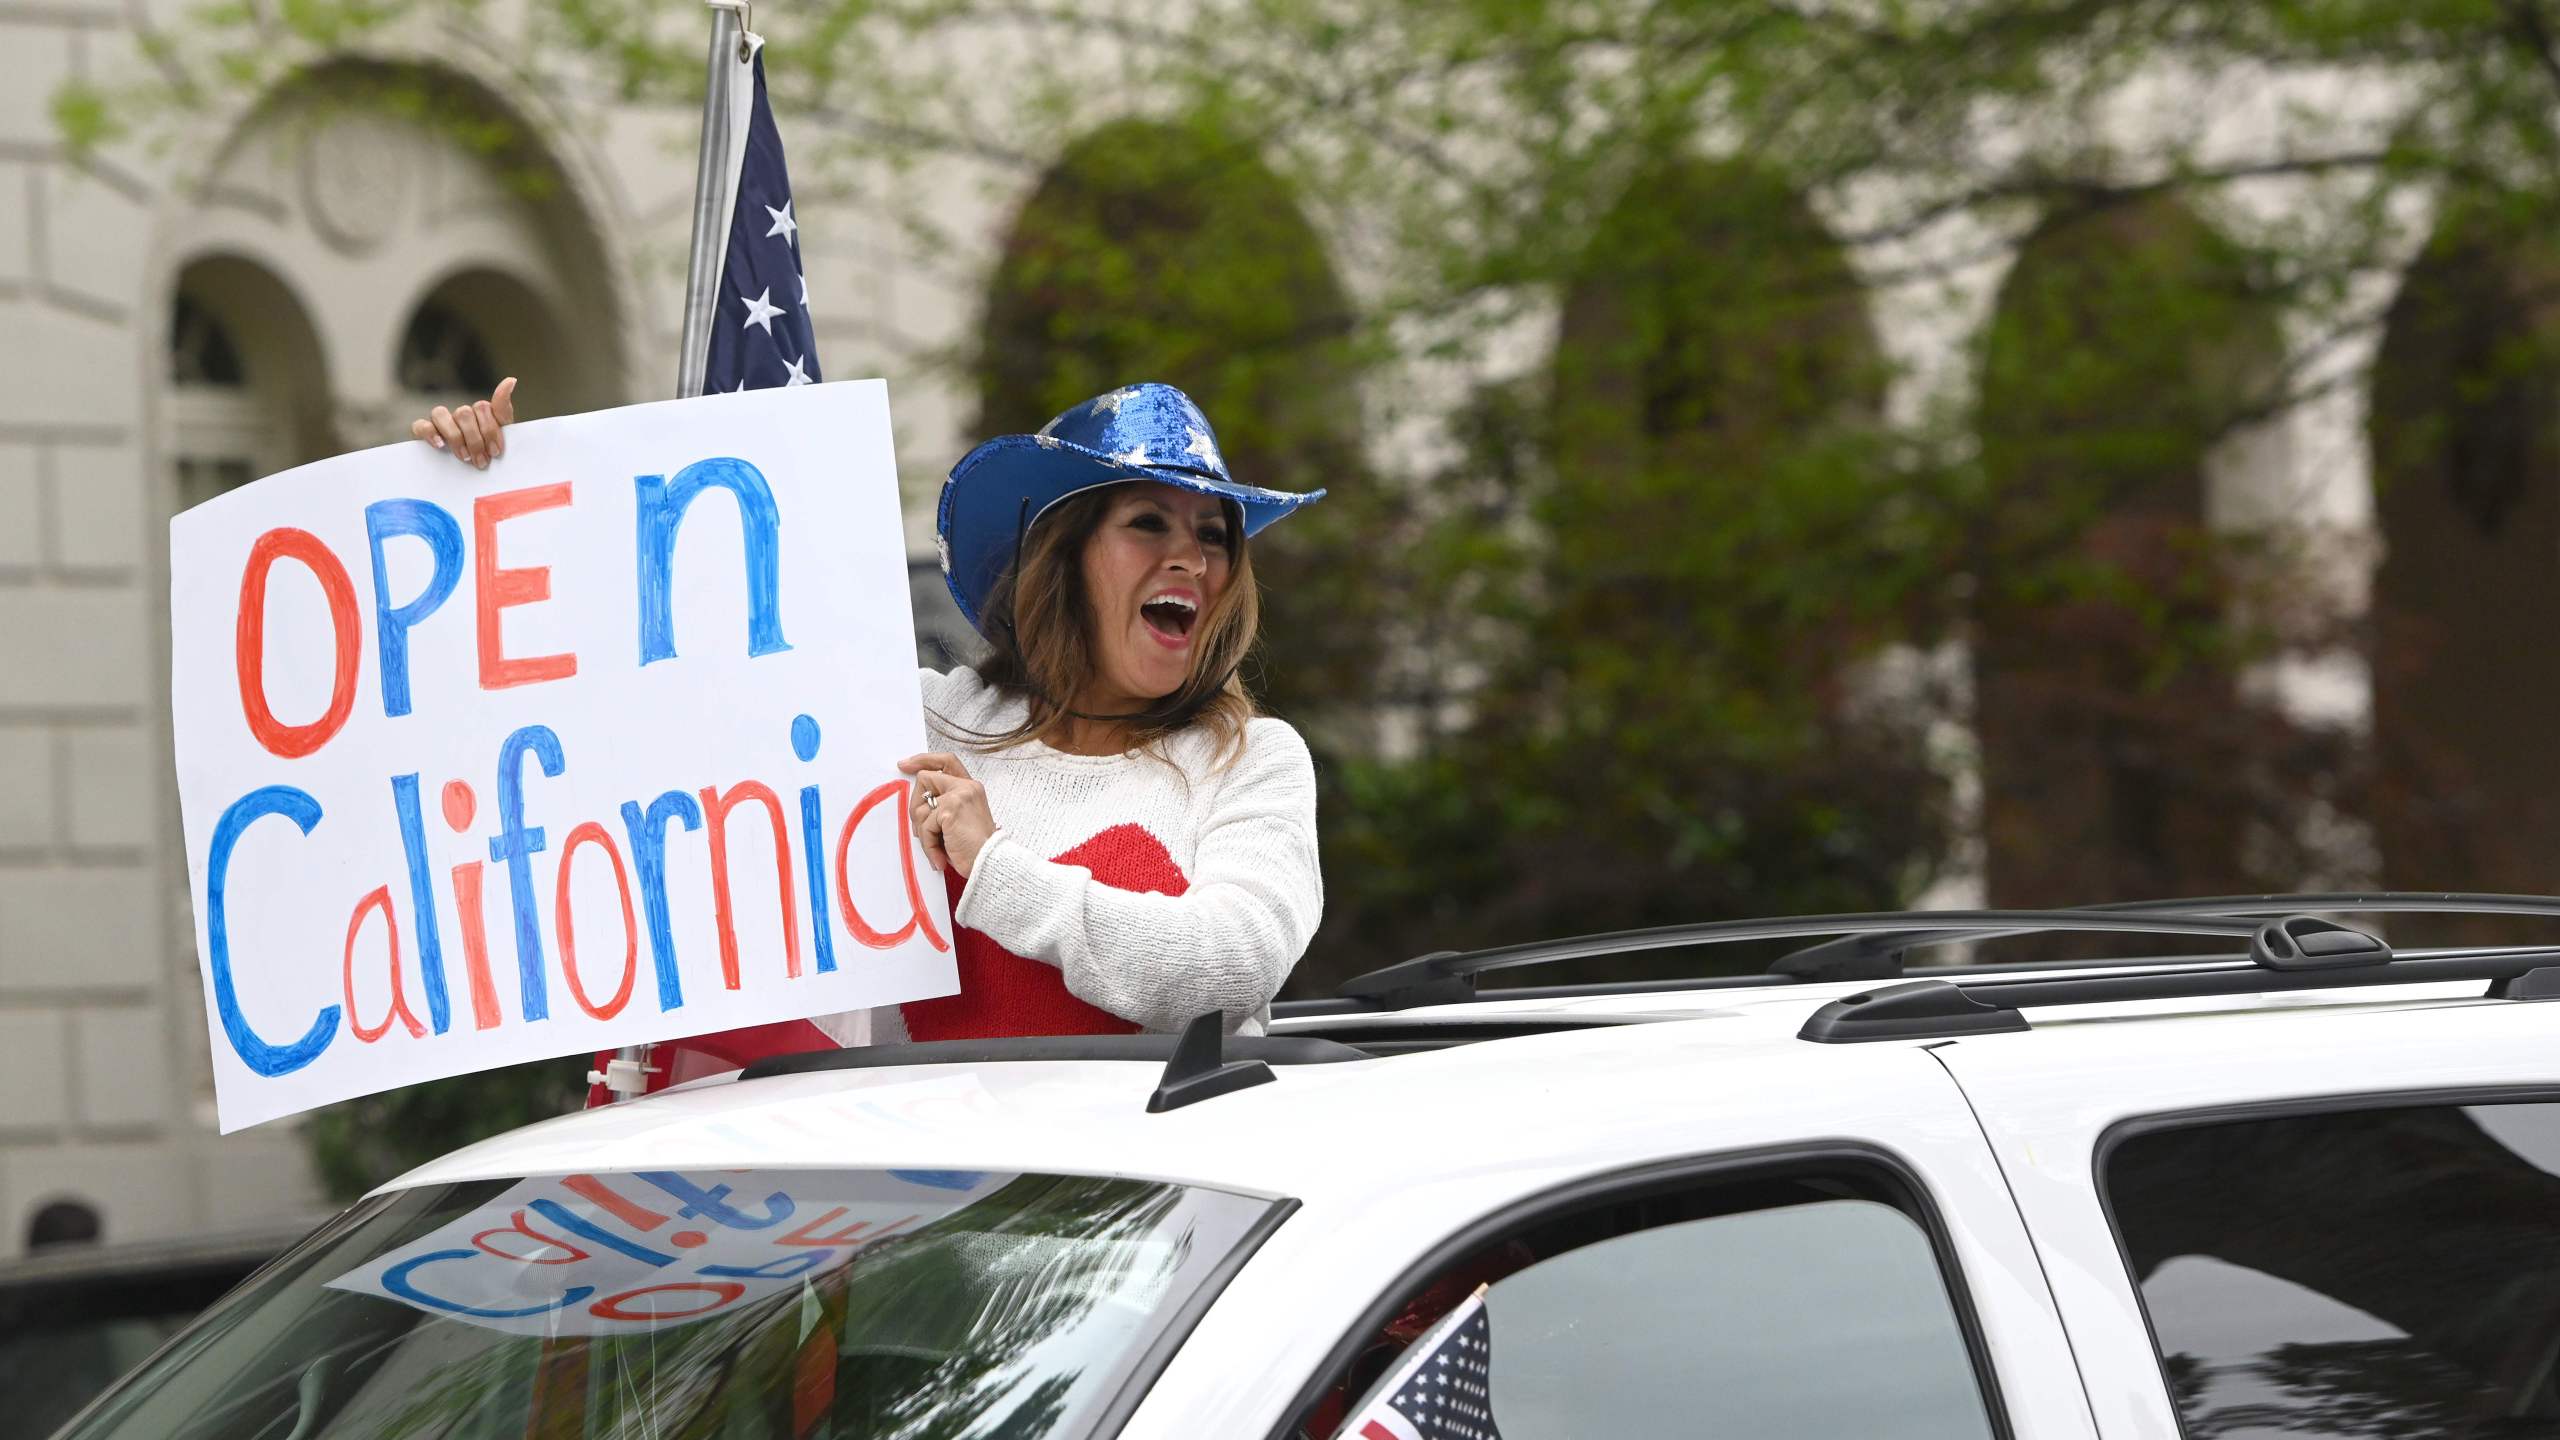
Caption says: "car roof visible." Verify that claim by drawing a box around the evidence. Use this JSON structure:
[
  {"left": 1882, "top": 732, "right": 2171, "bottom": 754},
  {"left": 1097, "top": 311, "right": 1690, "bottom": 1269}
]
[{"left": 382, "top": 958, "right": 2515, "bottom": 1204}]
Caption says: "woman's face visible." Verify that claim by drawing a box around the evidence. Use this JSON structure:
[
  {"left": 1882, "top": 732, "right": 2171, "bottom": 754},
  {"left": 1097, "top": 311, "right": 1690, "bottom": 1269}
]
[{"left": 1078, "top": 483, "right": 1234, "bottom": 710}]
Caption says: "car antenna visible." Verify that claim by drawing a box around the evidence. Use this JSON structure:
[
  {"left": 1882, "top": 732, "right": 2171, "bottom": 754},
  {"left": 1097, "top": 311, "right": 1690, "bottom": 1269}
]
[{"left": 1148, "top": 1012, "right": 1276, "bottom": 1113}]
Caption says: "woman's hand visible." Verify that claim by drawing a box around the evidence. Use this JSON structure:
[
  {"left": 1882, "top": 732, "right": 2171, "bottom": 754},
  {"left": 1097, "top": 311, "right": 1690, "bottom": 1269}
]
[
  {"left": 900, "top": 752, "right": 996, "bottom": 877},
  {"left": 409, "top": 377, "right": 518, "bottom": 469}
]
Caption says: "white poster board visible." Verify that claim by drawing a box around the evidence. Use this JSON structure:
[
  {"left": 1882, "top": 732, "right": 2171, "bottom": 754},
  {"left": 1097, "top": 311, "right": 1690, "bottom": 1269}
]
[
  {"left": 171, "top": 381, "right": 957, "bottom": 1132},
  {"left": 326, "top": 1166, "right": 1013, "bottom": 1336}
]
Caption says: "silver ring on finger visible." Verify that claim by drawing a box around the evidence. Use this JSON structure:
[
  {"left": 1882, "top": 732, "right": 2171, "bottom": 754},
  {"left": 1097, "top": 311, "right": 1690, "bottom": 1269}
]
[{"left": 924, "top": 789, "right": 940, "bottom": 810}]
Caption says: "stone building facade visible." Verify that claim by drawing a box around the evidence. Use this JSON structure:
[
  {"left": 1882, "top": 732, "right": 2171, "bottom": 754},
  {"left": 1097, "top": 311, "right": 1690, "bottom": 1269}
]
[
  {"left": 0, "top": 3, "right": 2545, "bottom": 1259},
  {"left": 0, "top": 2, "right": 999, "bottom": 1257}
]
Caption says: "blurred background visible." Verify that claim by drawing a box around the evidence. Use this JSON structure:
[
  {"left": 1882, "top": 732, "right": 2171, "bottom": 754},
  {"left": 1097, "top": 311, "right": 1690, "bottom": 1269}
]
[{"left": 5, "top": 0, "right": 2559, "bottom": 1401}]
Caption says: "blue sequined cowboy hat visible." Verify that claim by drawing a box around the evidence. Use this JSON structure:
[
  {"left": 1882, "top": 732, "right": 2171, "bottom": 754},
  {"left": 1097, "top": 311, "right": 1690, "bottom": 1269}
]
[{"left": 937, "top": 381, "right": 1326, "bottom": 631}]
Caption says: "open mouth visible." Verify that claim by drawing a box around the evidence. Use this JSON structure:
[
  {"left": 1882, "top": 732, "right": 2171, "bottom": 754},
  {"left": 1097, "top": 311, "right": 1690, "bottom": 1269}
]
[{"left": 1141, "top": 595, "right": 1198, "bottom": 643}]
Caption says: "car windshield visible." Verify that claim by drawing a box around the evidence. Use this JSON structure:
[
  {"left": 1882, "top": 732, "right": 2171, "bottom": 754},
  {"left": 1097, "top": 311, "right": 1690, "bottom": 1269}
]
[{"left": 54, "top": 1167, "right": 1276, "bottom": 1440}]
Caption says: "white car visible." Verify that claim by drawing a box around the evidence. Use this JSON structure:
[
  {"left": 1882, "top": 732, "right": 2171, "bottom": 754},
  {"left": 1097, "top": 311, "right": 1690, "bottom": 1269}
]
[{"left": 49, "top": 894, "right": 2560, "bottom": 1440}]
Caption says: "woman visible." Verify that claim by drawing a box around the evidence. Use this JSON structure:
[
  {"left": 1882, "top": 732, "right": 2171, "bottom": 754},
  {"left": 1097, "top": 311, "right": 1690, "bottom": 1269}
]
[{"left": 412, "top": 379, "right": 1325, "bottom": 1053}]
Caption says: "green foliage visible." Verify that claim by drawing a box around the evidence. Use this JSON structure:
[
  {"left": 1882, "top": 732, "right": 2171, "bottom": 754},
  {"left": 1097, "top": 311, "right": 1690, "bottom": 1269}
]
[
  {"left": 49, "top": 81, "right": 120, "bottom": 156},
  {"left": 301, "top": 1056, "right": 588, "bottom": 1201},
  {"left": 93, "top": 0, "right": 2560, "bottom": 1125}
]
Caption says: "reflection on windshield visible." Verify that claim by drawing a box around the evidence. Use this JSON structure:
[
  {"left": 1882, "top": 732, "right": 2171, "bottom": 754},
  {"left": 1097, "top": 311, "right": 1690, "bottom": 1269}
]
[
  {"left": 58, "top": 1169, "right": 1272, "bottom": 1440},
  {"left": 328, "top": 1168, "right": 1015, "bottom": 1335}
]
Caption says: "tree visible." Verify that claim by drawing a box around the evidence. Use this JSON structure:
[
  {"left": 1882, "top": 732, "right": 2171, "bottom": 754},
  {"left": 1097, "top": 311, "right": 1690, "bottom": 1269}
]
[{"left": 82, "top": 0, "right": 2560, "bottom": 1170}]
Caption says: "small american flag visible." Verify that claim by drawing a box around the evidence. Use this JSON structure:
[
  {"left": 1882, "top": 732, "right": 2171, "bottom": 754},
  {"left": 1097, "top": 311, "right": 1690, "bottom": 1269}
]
[
  {"left": 1340, "top": 1287, "right": 1505, "bottom": 1440},
  {"left": 700, "top": 36, "right": 821, "bottom": 394}
]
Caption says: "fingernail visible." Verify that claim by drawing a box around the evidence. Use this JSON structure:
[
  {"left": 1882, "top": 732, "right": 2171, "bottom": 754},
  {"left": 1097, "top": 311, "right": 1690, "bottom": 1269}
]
[{"left": 430, "top": 436, "right": 445, "bottom": 449}]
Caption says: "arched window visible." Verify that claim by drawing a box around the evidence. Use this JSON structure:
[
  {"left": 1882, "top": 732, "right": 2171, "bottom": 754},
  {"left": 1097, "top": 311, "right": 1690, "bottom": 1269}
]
[
  {"left": 2369, "top": 219, "right": 2560, "bottom": 892},
  {"left": 168, "top": 294, "right": 246, "bottom": 388},
  {"left": 1972, "top": 199, "right": 2277, "bottom": 905},
  {"left": 395, "top": 299, "right": 502, "bottom": 396},
  {"left": 391, "top": 269, "right": 594, "bottom": 419},
  {"left": 165, "top": 256, "right": 330, "bottom": 512},
  {"left": 976, "top": 117, "right": 1374, "bottom": 729}
]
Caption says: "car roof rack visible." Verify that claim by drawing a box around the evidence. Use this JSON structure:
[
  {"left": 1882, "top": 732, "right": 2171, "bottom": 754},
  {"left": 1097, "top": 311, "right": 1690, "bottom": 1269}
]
[
  {"left": 1326, "top": 909, "right": 2277, "bottom": 1011},
  {"left": 737, "top": 1014, "right": 1373, "bottom": 1114},
  {"left": 1299, "top": 892, "right": 2560, "bottom": 1015},
  {"left": 1800, "top": 917, "right": 2560, "bottom": 1042},
  {"left": 1772, "top": 891, "right": 2560, "bottom": 981}
]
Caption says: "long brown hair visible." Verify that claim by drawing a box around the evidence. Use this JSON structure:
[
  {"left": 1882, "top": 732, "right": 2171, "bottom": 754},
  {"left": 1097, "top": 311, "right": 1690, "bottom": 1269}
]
[{"left": 966, "top": 485, "right": 1261, "bottom": 759}]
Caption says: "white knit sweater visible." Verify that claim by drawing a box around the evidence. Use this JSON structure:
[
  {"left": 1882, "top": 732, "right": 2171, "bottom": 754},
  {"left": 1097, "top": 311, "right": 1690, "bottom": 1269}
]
[{"left": 827, "top": 668, "right": 1322, "bottom": 1042}]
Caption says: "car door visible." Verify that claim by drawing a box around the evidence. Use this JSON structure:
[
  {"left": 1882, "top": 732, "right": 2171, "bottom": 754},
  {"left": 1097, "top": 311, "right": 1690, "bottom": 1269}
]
[
  {"left": 1118, "top": 1035, "right": 2100, "bottom": 1440},
  {"left": 1936, "top": 996, "right": 2560, "bottom": 1440}
]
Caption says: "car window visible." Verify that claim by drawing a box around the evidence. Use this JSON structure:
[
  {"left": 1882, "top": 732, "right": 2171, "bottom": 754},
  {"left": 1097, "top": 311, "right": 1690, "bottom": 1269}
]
[
  {"left": 55, "top": 1167, "right": 1276, "bottom": 1440},
  {"left": 2107, "top": 1098, "right": 2560, "bottom": 1440},
  {"left": 1310, "top": 1168, "right": 2000, "bottom": 1440}
]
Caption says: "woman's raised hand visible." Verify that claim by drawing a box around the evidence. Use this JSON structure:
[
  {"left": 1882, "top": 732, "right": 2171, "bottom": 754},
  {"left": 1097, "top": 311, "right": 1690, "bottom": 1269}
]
[
  {"left": 900, "top": 752, "right": 997, "bottom": 878},
  {"left": 409, "top": 377, "right": 518, "bottom": 468}
]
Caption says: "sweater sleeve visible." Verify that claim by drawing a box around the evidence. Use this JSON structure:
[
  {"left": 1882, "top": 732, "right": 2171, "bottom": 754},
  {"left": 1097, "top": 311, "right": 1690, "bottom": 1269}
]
[{"left": 951, "top": 719, "right": 1323, "bottom": 1032}]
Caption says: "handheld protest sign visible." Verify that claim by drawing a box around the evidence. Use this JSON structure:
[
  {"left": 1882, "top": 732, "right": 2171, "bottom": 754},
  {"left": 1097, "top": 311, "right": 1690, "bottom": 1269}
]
[{"left": 171, "top": 380, "right": 957, "bottom": 1132}]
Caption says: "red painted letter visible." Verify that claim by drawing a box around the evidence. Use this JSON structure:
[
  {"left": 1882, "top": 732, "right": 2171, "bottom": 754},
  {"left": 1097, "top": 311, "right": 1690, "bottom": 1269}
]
[
  {"left": 589, "top": 1282, "right": 744, "bottom": 1323},
  {"left": 701, "top": 781, "right": 802, "bottom": 988},
  {"left": 474, "top": 483, "right": 578, "bottom": 690},
  {"left": 554, "top": 820, "right": 638, "bottom": 1020},
  {"left": 236, "top": 527, "right": 361, "bottom": 759},
  {"left": 342, "top": 885, "right": 425, "bottom": 1043},
  {"left": 836, "top": 780, "right": 948, "bottom": 952}
]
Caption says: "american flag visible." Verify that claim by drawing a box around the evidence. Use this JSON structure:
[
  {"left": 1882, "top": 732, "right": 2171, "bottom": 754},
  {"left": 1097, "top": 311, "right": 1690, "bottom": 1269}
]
[
  {"left": 700, "top": 37, "right": 821, "bottom": 393},
  {"left": 1340, "top": 1288, "right": 1504, "bottom": 1440}
]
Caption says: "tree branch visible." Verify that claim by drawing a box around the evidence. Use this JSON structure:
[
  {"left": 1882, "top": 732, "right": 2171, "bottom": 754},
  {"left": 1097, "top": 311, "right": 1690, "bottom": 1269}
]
[{"left": 2505, "top": 0, "right": 2560, "bottom": 98}]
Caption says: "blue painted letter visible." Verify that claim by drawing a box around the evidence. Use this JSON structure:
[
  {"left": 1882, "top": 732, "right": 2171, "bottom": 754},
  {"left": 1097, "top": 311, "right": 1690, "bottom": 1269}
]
[
  {"left": 634, "top": 457, "right": 790, "bottom": 665},
  {"left": 618, "top": 789, "right": 704, "bottom": 1011},
  {"left": 634, "top": 1172, "right": 795, "bottom": 1229},
  {"left": 391, "top": 773, "right": 452, "bottom": 1034},
  {"left": 792, "top": 713, "right": 836, "bottom": 975},
  {"left": 489, "top": 725, "right": 565, "bottom": 1021},
  {"left": 384, "top": 1250, "right": 592, "bottom": 1319},
  {"left": 365, "top": 499, "right": 464, "bottom": 718},
  {"left": 205, "top": 785, "right": 340, "bottom": 1076}
]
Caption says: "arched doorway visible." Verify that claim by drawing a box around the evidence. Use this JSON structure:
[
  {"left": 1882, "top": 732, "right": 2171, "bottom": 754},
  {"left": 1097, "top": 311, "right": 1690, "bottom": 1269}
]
[
  {"left": 1973, "top": 198, "right": 2280, "bottom": 906},
  {"left": 1514, "top": 154, "right": 1934, "bottom": 944},
  {"left": 1549, "top": 156, "right": 1891, "bottom": 699},
  {"left": 974, "top": 117, "right": 1376, "bottom": 733},
  {"left": 163, "top": 58, "right": 632, "bottom": 476},
  {"left": 2369, "top": 218, "right": 2560, "bottom": 891},
  {"left": 164, "top": 255, "right": 332, "bottom": 510},
  {"left": 1286, "top": 151, "right": 1924, "bottom": 982}
]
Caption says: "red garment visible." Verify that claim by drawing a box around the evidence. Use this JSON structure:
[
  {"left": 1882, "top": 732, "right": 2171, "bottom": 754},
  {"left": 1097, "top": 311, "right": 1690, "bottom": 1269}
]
[
  {"left": 584, "top": 823, "right": 1190, "bottom": 1106},
  {"left": 900, "top": 824, "right": 1187, "bottom": 1040},
  {"left": 583, "top": 1016, "right": 837, "bottom": 1107}
]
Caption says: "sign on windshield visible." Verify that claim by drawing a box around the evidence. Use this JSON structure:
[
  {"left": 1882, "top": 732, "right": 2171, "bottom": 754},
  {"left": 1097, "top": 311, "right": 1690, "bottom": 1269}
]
[
  {"left": 56, "top": 1170, "right": 1276, "bottom": 1440},
  {"left": 326, "top": 1167, "right": 1011, "bottom": 1336}
]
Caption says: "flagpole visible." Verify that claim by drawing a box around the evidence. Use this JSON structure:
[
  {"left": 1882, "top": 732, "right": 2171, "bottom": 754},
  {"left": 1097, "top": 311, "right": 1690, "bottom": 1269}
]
[
  {"left": 599, "top": 0, "right": 749, "bottom": 1106},
  {"left": 676, "top": 0, "right": 752, "bottom": 400}
]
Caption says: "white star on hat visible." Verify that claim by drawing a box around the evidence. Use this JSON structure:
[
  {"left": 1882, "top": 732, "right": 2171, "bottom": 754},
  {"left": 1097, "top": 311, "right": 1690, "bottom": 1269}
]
[{"left": 1183, "top": 425, "right": 1222, "bottom": 470}]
